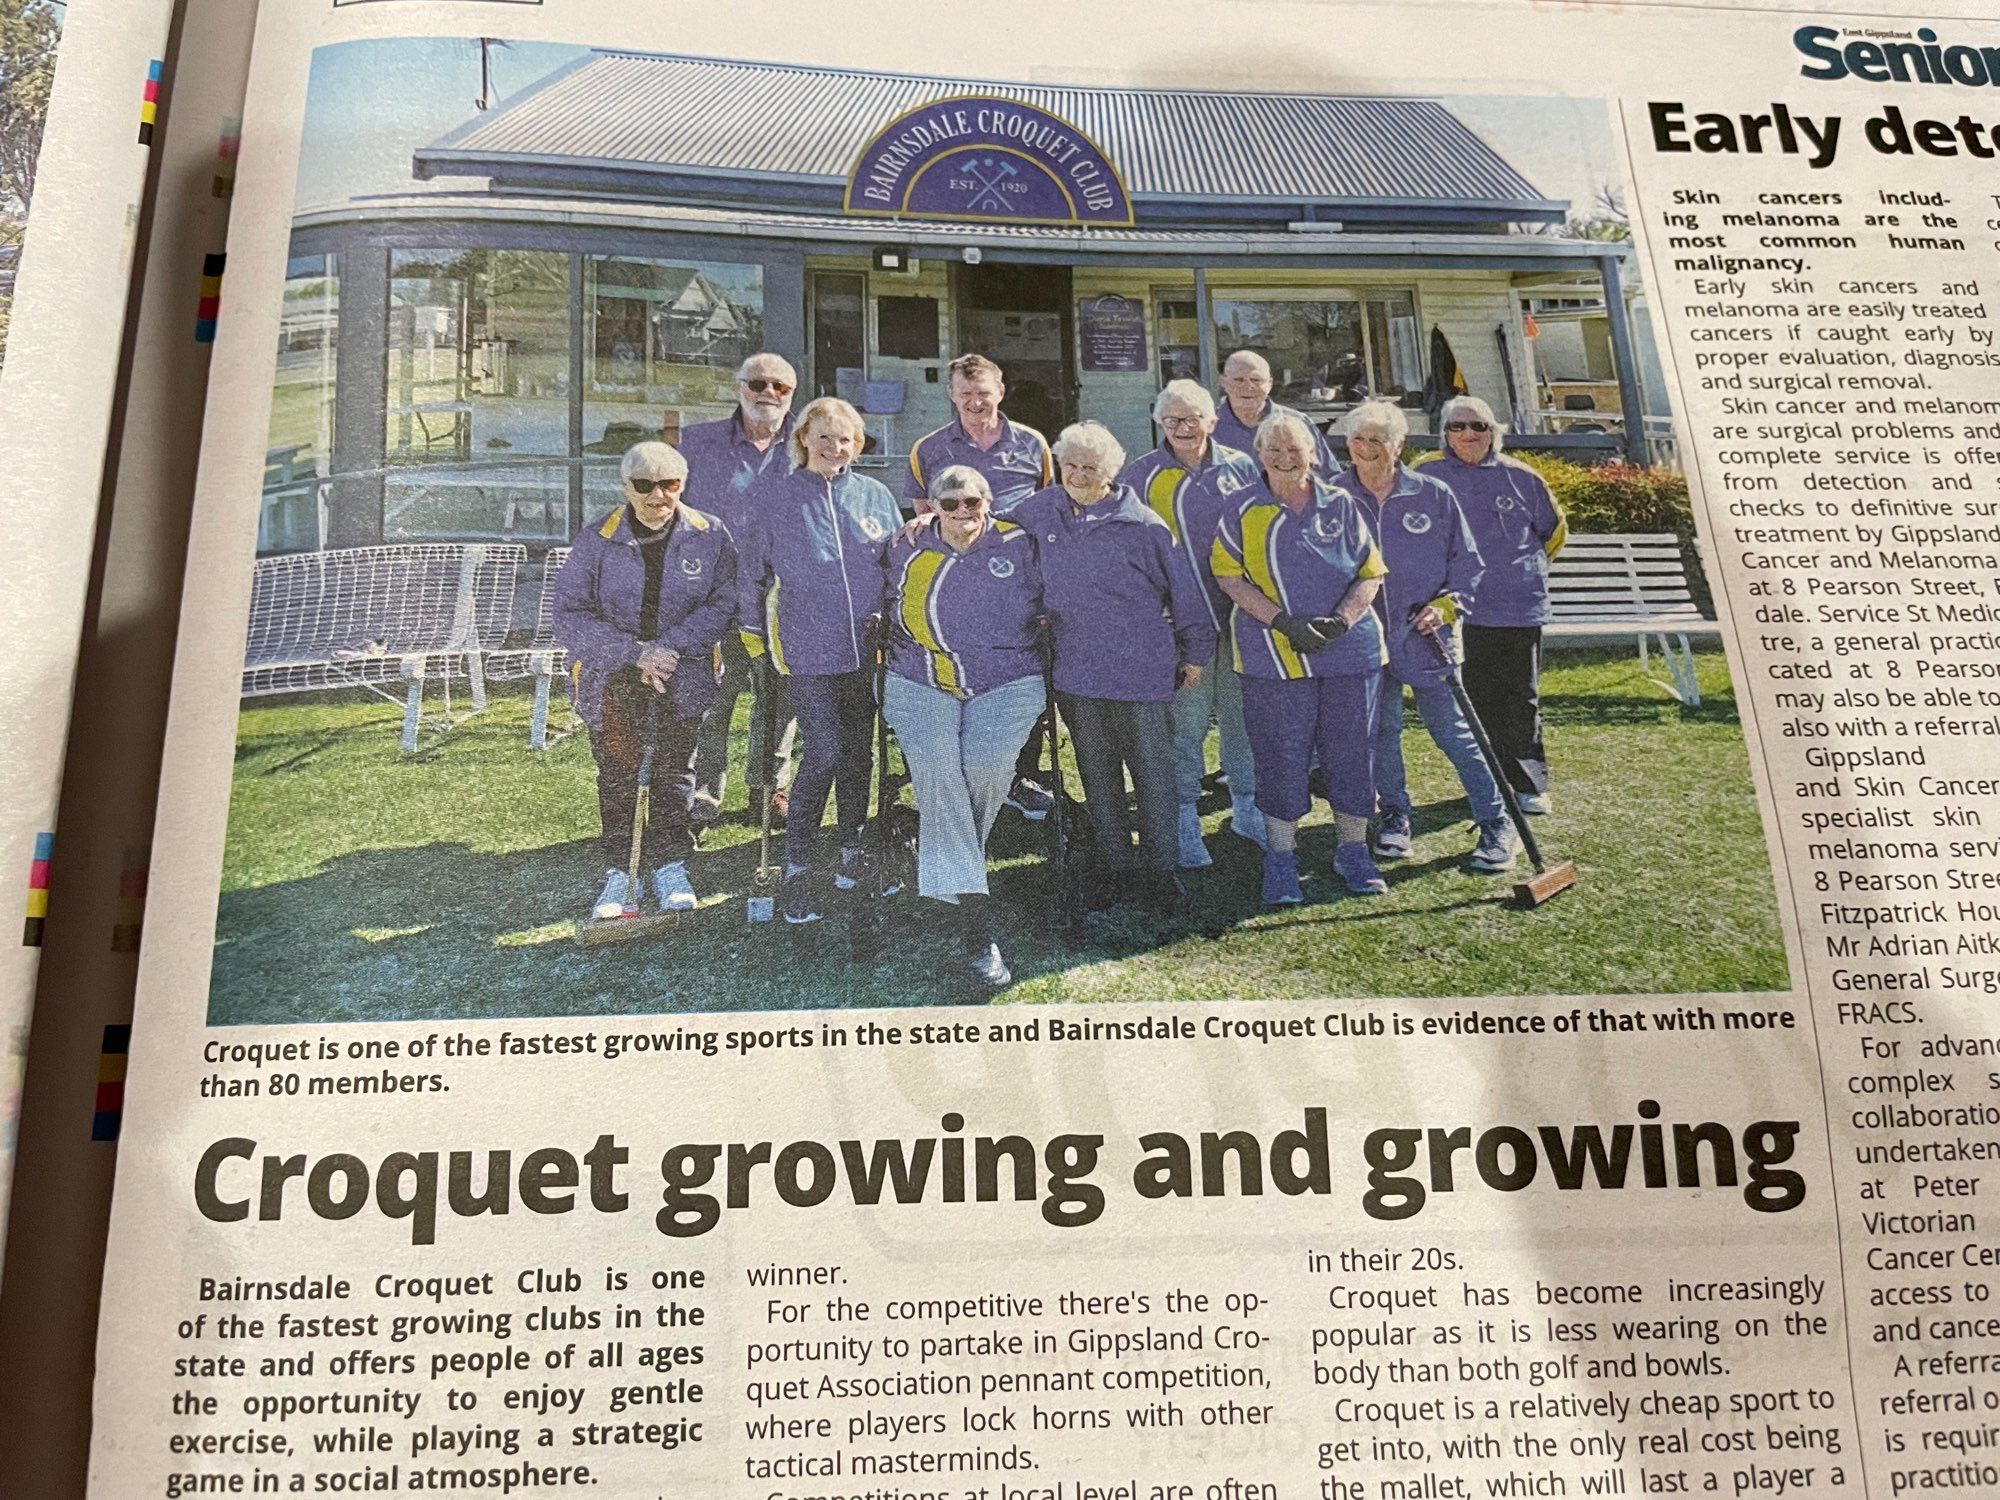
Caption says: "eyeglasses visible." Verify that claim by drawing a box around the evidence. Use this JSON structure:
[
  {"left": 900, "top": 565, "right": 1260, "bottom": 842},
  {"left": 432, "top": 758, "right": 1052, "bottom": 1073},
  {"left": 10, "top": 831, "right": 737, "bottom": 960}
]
[
  {"left": 1445, "top": 420, "right": 1492, "bottom": 434},
  {"left": 1160, "top": 415, "right": 1205, "bottom": 431},
  {"left": 934, "top": 494, "right": 987, "bottom": 513},
  {"left": 629, "top": 477, "right": 682, "bottom": 495},
  {"left": 743, "top": 378, "right": 794, "bottom": 395}
]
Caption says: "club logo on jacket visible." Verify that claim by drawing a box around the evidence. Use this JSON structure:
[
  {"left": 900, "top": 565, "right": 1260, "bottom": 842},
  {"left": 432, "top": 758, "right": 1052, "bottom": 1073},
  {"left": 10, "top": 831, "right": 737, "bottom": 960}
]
[
  {"left": 681, "top": 557, "right": 704, "bottom": 576},
  {"left": 1401, "top": 510, "right": 1434, "bottom": 535},
  {"left": 988, "top": 556, "right": 1016, "bottom": 579},
  {"left": 1309, "top": 510, "right": 1344, "bottom": 542},
  {"left": 860, "top": 516, "right": 887, "bottom": 540},
  {"left": 1495, "top": 493, "right": 1519, "bottom": 513}
]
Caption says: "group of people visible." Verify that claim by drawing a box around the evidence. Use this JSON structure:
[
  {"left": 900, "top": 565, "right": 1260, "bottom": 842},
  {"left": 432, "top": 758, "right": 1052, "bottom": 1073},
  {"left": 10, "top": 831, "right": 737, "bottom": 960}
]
[{"left": 553, "top": 346, "right": 1566, "bottom": 986}]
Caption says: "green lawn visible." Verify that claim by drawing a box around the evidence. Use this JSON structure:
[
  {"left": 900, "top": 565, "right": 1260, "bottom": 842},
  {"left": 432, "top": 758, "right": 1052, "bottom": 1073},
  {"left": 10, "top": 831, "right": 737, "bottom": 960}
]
[{"left": 211, "top": 649, "right": 1789, "bottom": 1021}]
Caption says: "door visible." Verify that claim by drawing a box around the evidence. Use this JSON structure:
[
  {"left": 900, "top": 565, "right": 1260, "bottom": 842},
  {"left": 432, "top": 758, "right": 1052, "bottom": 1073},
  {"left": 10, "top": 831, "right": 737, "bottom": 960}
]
[{"left": 953, "top": 262, "right": 1075, "bottom": 439}]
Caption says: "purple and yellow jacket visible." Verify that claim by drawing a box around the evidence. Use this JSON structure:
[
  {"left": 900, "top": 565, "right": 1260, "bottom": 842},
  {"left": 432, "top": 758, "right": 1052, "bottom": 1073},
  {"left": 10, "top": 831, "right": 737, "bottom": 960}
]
[
  {"left": 552, "top": 503, "right": 738, "bottom": 729},
  {"left": 676, "top": 410, "right": 795, "bottom": 537},
  {"left": 1331, "top": 463, "right": 1484, "bottom": 686},
  {"left": 737, "top": 466, "right": 901, "bottom": 678},
  {"left": 1212, "top": 396, "right": 1339, "bottom": 477},
  {"left": 1119, "top": 438, "right": 1261, "bottom": 632},
  {"left": 1007, "top": 483, "right": 1216, "bottom": 703},
  {"left": 881, "top": 518, "right": 1044, "bottom": 700},
  {"left": 1426, "top": 452, "right": 1567, "bottom": 628},
  {"left": 1211, "top": 477, "right": 1387, "bottom": 681},
  {"left": 904, "top": 414, "right": 1053, "bottom": 512}
]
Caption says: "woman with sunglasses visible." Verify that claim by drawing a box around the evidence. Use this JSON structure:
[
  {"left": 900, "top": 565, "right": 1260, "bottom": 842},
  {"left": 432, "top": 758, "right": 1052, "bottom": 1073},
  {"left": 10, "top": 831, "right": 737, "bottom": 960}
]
[
  {"left": 736, "top": 396, "right": 903, "bottom": 923},
  {"left": 554, "top": 442, "right": 739, "bottom": 920},
  {"left": 878, "top": 466, "right": 1046, "bottom": 987},
  {"left": 1429, "top": 395, "right": 1569, "bottom": 815}
]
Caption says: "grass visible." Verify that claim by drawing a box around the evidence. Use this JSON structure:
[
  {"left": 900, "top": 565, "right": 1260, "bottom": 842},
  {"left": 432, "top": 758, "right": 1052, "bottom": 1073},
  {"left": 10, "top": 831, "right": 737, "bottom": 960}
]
[{"left": 210, "top": 649, "right": 1788, "bottom": 1021}]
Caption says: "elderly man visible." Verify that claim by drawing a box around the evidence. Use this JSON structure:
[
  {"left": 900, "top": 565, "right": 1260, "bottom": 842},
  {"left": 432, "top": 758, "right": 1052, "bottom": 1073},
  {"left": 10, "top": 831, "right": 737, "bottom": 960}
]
[
  {"left": 1119, "top": 379, "right": 1265, "bottom": 866},
  {"left": 679, "top": 352, "right": 799, "bottom": 827},
  {"left": 1214, "top": 350, "right": 1338, "bottom": 476},
  {"left": 907, "top": 352, "right": 1057, "bottom": 818}
]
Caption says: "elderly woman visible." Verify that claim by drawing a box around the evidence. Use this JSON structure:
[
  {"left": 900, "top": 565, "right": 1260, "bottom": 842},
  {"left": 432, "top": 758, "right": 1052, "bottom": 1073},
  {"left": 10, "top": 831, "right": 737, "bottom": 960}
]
[
  {"left": 1212, "top": 412, "right": 1388, "bottom": 905},
  {"left": 1011, "top": 421, "right": 1214, "bottom": 912},
  {"left": 736, "top": 396, "right": 903, "bottom": 924},
  {"left": 879, "top": 465, "right": 1045, "bottom": 986},
  {"left": 1119, "top": 379, "right": 1265, "bottom": 867},
  {"left": 553, "top": 441, "right": 738, "bottom": 917},
  {"left": 1330, "top": 403, "right": 1515, "bottom": 874},
  {"left": 1428, "top": 395, "right": 1568, "bottom": 814}
]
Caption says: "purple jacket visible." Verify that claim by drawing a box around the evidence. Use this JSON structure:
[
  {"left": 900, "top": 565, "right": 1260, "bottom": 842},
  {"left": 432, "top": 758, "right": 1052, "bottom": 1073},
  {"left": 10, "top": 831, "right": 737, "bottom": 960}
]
[
  {"left": 1332, "top": 464, "right": 1484, "bottom": 685},
  {"left": 676, "top": 410, "right": 795, "bottom": 537},
  {"left": 737, "top": 466, "right": 901, "bottom": 678},
  {"left": 553, "top": 504, "right": 738, "bottom": 729},
  {"left": 1119, "top": 438, "right": 1261, "bottom": 632},
  {"left": 904, "top": 414, "right": 1053, "bottom": 512},
  {"left": 1212, "top": 478, "right": 1387, "bottom": 681},
  {"left": 1007, "top": 483, "right": 1216, "bottom": 703},
  {"left": 1427, "top": 453, "right": 1567, "bottom": 627},
  {"left": 881, "top": 518, "right": 1043, "bottom": 699}
]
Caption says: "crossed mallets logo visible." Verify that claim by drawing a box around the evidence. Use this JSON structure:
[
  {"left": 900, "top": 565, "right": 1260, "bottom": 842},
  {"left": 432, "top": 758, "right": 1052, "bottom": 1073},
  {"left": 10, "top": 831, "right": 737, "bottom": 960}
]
[{"left": 959, "top": 155, "right": 1020, "bottom": 211}]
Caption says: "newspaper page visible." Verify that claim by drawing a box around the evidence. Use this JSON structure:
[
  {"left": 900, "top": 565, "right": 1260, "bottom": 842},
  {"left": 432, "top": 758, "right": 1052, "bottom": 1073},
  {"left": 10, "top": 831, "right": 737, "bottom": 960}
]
[
  {"left": 87, "top": 0, "right": 2000, "bottom": 1496},
  {"left": 0, "top": 0, "right": 182, "bottom": 1257}
]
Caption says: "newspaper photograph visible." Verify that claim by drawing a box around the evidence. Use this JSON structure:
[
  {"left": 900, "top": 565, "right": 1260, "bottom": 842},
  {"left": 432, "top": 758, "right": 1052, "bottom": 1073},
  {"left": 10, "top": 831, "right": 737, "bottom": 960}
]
[{"left": 77, "top": 1, "right": 2000, "bottom": 1498}]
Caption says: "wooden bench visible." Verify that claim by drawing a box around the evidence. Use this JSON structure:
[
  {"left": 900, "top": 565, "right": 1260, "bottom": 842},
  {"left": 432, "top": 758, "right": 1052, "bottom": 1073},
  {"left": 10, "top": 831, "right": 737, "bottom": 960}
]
[
  {"left": 242, "top": 543, "right": 524, "bottom": 750},
  {"left": 1544, "top": 532, "right": 1720, "bottom": 705},
  {"left": 482, "top": 547, "right": 575, "bottom": 750}
]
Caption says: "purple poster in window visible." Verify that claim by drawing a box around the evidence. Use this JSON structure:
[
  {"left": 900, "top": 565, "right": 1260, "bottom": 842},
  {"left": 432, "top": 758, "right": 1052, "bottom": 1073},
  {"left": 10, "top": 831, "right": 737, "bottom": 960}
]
[{"left": 1078, "top": 294, "right": 1147, "bottom": 373}]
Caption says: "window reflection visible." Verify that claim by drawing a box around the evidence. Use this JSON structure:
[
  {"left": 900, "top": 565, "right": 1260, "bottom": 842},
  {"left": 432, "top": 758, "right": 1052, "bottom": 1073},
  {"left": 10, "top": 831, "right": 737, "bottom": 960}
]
[
  {"left": 1212, "top": 292, "right": 1423, "bottom": 411},
  {"left": 261, "top": 254, "right": 338, "bottom": 553}
]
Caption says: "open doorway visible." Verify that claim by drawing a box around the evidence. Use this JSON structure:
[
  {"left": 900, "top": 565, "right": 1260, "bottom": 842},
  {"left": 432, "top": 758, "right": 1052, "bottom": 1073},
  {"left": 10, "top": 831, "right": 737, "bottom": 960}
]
[{"left": 954, "top": 262, "right": 1074, "bottom": 439}]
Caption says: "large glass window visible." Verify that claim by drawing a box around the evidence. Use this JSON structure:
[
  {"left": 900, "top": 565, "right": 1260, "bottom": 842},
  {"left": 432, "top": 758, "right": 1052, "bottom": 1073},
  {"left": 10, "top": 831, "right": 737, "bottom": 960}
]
[
  {"left": 1212, "top": 291, "right": 1423, "bottom": 412},
  {"left": 1154, "top": 298, "right": 1201, "bottom": 386},
  {"left": 582, "top": 254, "right": 764, "bottom": 521},
  {"left": 261, "top": 255, "right": 338, "bottom": 552},
  {"left": 385, "top": 249, "right": 570, "bottom": 540}
]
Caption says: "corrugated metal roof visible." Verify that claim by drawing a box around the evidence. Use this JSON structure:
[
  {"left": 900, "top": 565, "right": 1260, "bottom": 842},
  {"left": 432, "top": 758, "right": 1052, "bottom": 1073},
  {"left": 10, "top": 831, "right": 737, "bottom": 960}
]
[{"left": 418, "top": 51, "right": 1556, "bottom": 215}]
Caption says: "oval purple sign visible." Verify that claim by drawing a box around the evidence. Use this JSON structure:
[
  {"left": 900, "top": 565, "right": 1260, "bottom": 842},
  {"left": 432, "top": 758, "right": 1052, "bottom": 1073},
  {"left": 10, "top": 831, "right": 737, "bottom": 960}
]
[{"left": 844, "top": 96, "right": 1134, "bottom": 226}]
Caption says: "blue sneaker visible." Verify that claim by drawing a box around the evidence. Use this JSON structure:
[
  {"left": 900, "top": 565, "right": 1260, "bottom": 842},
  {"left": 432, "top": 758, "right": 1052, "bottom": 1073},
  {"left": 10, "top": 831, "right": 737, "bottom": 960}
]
[
  {"left": 783, "top": 869, "right": 821, "bottom": 924},
  {"left": 1372, "top": 811, "right": 1413, "bottom": 861},
  {"left": 1261, "top": 850, "right": 1303, "bottom": 906},
  {"left": 1333, "top": 843, "right": 1388, "bottom": 895}
]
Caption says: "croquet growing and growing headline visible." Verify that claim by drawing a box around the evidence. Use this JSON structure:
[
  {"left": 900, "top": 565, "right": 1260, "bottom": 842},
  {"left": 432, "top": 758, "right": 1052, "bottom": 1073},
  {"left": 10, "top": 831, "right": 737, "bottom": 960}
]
[{"left": 190, "top": 1104, "right": 1809, "bottom": 1245}]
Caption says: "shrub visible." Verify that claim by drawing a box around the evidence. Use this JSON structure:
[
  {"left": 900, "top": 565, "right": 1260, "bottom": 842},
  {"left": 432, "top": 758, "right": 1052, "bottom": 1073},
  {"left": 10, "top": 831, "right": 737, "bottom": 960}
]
[{"left": 1509, "top": 454, "right": 1712, "bottom": 615}]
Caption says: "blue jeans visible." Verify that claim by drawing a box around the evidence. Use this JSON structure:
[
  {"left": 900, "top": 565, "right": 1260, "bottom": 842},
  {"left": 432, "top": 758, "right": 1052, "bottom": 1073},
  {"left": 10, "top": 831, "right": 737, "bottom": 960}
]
[
  {"left": 1373, "top": 667, "right": 1506, "bottom": 827},
  {"left": 1169, "top": 634, "right": 1256, "bottom": 806},
  {"left": 883, "top": 672, "right": 1044, "bottom": 900},
  {"left": 785, "top": 668, "right": 875, "bottom": 868}
]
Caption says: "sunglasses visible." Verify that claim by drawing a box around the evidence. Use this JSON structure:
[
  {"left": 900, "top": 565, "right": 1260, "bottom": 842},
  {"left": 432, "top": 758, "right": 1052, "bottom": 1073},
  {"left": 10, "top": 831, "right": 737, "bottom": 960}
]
[
  {"left": 629, "top": 477, "right": 682, "bottom": 495},
  {"left": 743, "top": 378, "right": 794, "bottom": 395},
  {"left": 1445, "top": 420, "right": 1492, "bottom": 433},
  {"left": 934, "top": 494, "right": 987, "bottom": 513}
]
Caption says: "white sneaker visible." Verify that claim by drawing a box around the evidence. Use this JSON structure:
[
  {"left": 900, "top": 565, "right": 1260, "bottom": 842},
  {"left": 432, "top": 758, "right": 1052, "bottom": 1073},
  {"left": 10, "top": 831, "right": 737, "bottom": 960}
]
[
  {"left": 1176, "top": 803, "right": 1213, "bottom": 869},
  {"left": 593, "top": 868, "right": 633, "bottom": 921},
  {"left": 651, "top": 862, "right": 697, "bottom": 912},
  {"left": 1518, "top": 791, "right": 1552, "bottom": 816},
  {"left": 1230, "top": 799, "right": 1268, "bottom": 850}
]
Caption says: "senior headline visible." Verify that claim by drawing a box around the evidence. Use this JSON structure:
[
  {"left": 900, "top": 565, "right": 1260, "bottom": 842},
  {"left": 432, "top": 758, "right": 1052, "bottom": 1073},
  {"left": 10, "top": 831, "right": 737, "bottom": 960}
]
[{"left": 191, "top": 1104, "right": 1809, "bottom": 1244}]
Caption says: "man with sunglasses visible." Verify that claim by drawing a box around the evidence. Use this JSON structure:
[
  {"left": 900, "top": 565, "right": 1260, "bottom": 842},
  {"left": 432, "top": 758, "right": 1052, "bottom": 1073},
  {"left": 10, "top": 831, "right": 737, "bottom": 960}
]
[
  {"left": 1119, "top": 379, "right": 1266, "bottom": 866},
  {"left": 1430, "top": 395, "right": 1568, "bottom": 816},
  {"left": 680, "top": 353, "right": 801, "bottom": 830}
]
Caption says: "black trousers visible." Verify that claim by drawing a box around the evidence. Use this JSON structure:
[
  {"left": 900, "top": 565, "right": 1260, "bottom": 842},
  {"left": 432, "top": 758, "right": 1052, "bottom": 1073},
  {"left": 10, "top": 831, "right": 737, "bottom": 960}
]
[
  {"left": 1462, "top": 624, "right": 1547, "bottom": 796},
  {"left": 1056, "top": 693, "right": 1178, "bottom": 873},
  {"left": 592, "top": 669, "right": 702, "bottom": 870}
]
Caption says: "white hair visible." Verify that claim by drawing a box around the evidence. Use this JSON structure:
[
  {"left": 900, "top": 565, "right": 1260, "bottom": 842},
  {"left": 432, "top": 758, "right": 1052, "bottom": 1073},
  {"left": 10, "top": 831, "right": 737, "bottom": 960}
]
[
  {"left": 1152, "top": 380, "right": 1217, "bottom": 425},
  {"left": 1439, "top": 394, "right": 1506, "bottom": 455},
  {"left": 1222, "top": 349, "right": 1271, "bottom": 380},
  {"left": 621, "top": 441, "right": 687, "bottom": 482},
  {"left": 735, "top": 351, "right": 797, "bottom": 384},
  {"left": 929, "top": 464, "right": 993, "bottom": 502},
  {"left": 1053, "top": 420, "right": 1126, "bottom": 476},
  {"left": 1342, "top": 401, "right": 1409, "bottom": 451},
  {"left": 1253, "top": 410, "right": 1321, "bottom": 465}
]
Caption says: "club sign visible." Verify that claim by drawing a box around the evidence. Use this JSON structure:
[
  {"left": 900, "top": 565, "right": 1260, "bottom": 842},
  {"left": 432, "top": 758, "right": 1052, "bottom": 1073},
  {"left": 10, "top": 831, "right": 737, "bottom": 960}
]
[{"left": 844, "top": 96, "right": 1134, "bottom": 226}]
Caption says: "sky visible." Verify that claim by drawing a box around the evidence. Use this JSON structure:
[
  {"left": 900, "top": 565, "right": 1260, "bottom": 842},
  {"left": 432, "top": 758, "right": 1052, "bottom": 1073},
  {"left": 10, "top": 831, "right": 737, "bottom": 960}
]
[{"left": 296, "top": 38, "right": 1624, "bottom": 223}]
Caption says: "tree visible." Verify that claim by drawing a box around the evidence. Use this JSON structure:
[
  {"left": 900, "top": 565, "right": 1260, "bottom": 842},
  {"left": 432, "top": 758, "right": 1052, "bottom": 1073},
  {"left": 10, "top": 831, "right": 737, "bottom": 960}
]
[{"left": 0, "top": 0, "right": 63, "bottom": 233}]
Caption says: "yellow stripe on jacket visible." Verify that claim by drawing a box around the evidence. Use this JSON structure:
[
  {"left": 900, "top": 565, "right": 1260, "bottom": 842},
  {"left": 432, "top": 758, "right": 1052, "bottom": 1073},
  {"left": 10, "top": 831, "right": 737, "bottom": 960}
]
[{"left": 898, "top": 549, "right": 962, "bottom": 695}]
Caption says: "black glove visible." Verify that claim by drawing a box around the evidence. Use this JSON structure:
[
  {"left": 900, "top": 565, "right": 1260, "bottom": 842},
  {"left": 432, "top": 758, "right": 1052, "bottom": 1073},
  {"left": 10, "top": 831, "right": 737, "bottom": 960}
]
[
  {"left": 1310, "top": 615, "right": 1350, "bottom": 642},
  {"left": 1271, "top": 611, "right": 1331, "bottom": 654}
]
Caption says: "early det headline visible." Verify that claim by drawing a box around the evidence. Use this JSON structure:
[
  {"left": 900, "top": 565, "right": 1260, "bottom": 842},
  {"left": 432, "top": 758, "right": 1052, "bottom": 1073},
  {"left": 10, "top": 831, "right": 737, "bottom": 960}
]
[
  {"left": 191, "top": 1106, "right": 1810, "bottom": 1246},
  {"left": 1649, "top": 99, "right": 2000, "bottom": 169}
]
